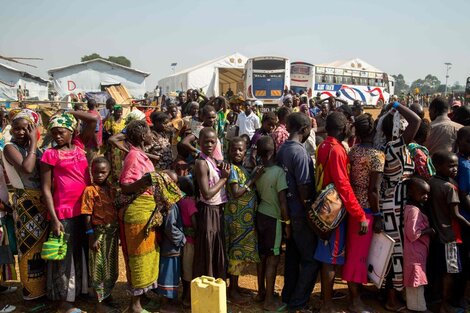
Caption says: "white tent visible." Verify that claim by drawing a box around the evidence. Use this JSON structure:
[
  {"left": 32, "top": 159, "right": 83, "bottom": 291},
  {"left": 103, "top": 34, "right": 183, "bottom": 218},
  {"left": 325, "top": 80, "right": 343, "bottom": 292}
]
[
  {"left": 0, "top": 63, "right": 49, "bottom": 101},
  {"left": 158, "top": 52, "right": 248, "bottom": 97},
  {"left": 48, "top": 59, "right": 150, "bottom": 99},
  {"left": 317, "top": 58, "right": 383, "bottom": 73}
]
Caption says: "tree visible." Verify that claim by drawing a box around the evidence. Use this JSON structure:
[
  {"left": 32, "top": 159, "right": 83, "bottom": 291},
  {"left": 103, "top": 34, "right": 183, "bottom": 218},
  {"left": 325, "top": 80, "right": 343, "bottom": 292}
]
[
  {"left": 81, "top": 53, "right": 103, "bottom": 62},
  {"left": 80, "top": 54, "right": 132, "bottom": 67},
  {"left": 107, "top": 56, "right": 131, "bottom": 67},
  {"left": 391, "top": 74, "right": 409, "bottom": 94},
  {"left": 409, "top": 74, "right": 441, "bottom": 94}
]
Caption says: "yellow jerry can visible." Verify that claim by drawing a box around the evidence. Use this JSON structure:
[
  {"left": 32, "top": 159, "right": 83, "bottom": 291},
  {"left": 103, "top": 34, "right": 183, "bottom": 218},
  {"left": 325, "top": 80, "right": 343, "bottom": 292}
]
[{"left": 191, "top": 276, "right": 227, "bottom": 313}]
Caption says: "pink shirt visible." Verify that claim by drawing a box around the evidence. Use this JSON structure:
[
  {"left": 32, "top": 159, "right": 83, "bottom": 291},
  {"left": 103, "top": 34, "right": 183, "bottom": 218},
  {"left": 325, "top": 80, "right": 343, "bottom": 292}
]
[
  {"left": 41, "top": 137, "right": 90, "bottom": 220},
  {"left": 178, "top": 197, "right": 198, "bottom": 244},
  {"left": 403, "top": 204, "right": 430, "bottom": 287},
  {"left": 120, "top": 145, "right": 155, "bottom": 195}
]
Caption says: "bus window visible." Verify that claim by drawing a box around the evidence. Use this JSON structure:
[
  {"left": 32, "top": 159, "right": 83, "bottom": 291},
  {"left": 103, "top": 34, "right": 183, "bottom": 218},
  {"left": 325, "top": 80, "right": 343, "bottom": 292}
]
[
  {"left": 253, "top": 59, "right": 286, "bottom": 70},
  {"left": 316, "top": 74, "right": 323, "bottom": 83},
  {"left": 334, "top": 76, "right": 342, "bottom": 84},
  {"left": 369, "top": 78, "right": 376, "bottom": 86},
  {"left": 360, "top": 78, "right": 368, "bottom": 85},
  {"left": 326, "top": 75, "right": 334, "bottom": 84},
  {"left": 343, "top": 76, "right": 352, "bottom": 84},
  {"left": 352, "top": 78, "right": 357, "bottom": 85}
]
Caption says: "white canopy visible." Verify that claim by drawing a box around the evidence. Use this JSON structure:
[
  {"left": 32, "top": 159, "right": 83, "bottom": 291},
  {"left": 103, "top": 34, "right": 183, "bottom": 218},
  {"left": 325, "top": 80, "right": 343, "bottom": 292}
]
[
  {"left": 0, "top": 63, "right": 49, "bottom": 101},
  {"left": 158, "top": 52, "right": 248, "bottom": 97},
  {"left": 318, "top": 58, "right": 383, "bottom": 73}
]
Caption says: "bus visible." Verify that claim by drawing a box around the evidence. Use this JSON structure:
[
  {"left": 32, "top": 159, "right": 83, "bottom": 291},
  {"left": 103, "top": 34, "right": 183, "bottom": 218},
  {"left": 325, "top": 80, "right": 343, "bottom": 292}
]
[
  {"left": 465, "top": 77, "right": 470, "bottom": 105},
  {"left": 313, "top": 64, "right": 394, "bottom": 106},
  {"left": 244, "top": 56, "right": 290, "bottom": 107},
  {"left": 290, "top": 62, "right": 314, "bottom": 97},
  {"left": 289, "top": 60, "right": 395, "bottom": 106}
]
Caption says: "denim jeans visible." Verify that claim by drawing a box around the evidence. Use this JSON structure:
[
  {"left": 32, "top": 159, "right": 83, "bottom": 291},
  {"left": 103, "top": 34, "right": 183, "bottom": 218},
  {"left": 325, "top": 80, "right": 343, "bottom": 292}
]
[{"left": 281, "top": 217, "right": 320, "bottom": 310}]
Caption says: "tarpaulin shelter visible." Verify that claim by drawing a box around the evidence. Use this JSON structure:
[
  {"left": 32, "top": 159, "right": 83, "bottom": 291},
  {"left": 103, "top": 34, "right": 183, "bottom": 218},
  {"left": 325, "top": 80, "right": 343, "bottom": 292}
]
[
  {"left": 0, "top": 63, "right": 49, "bottom": 101},
  {"left": 158, "top": 52, "right": 247, "bottom": 97},
  {"left": 48, "top": 58, "right": 150, "bottom": 99}
]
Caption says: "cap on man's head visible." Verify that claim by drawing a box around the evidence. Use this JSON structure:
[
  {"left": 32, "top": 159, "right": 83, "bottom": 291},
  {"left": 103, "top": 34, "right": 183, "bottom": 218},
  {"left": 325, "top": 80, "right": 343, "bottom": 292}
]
[
  {"left": 254, "top": 100, "right": 264, "bottom": 107},
  {"left": 452, "top": 100, "right": 462, "bottom": 108}
]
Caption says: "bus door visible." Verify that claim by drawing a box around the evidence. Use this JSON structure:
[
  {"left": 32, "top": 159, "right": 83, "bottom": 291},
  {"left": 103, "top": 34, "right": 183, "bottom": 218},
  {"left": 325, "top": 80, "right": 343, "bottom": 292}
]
[{"left": 253, "top": 73, "right": 284, "bottom": 99}]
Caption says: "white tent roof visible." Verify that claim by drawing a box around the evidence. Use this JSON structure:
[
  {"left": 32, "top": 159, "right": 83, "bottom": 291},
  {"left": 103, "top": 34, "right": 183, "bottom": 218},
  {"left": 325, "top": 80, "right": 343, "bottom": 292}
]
[
  {"left": 158, "top": 52, "right": 247, "bottom": 97},
  {"left": 0, "top": 63, "right": 49, "bottom": 84},
  {"left": 48, "top": 58, "right": 150, "bottom": 77},
  {"left": 317, "top": 58, "right": 383, "bottom": 73}
]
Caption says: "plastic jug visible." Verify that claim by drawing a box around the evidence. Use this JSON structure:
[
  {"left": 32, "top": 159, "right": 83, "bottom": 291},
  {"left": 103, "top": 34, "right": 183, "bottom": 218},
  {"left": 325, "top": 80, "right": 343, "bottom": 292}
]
[{"left": 191, "top": 276, "right": 227, "bottom": 313}]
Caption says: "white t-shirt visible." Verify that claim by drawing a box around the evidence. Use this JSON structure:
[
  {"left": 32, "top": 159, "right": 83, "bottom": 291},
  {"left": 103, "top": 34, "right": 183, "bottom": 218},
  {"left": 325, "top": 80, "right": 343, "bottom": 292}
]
[{"left": 236, "top": 111, "right": 260, "bottom": 139}]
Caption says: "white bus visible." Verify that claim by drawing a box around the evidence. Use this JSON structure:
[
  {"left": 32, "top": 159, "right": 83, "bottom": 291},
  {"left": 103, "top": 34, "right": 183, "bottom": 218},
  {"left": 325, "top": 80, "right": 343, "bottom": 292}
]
[
  {"left": 290, "top": 61, "right": 314, "bottom": 98},
  {"left": 290, "top": 60, "right": 395, "bottom": 106},
  {"left": 244, "top": 56, "right": 290, "bottom": 107}
]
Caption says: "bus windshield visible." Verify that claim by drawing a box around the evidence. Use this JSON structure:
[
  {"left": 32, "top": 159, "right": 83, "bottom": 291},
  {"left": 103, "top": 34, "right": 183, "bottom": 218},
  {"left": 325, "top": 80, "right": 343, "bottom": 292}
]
[{"left": 253, "top": 59, "right": 286, "bottom": 71}]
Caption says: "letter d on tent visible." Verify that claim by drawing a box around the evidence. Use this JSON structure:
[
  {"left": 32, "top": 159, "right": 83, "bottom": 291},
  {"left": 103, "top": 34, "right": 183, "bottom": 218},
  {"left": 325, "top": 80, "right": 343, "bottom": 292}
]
[{"left": 67, "top": 81, "right": 76, "bottom": 91}]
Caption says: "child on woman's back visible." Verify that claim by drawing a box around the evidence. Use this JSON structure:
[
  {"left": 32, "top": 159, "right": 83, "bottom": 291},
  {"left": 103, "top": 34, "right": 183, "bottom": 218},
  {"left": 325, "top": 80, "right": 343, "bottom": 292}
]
[
  {"left": 81, "top": 157, "right": 118, "bottom": 313},
  {"left": 254, "top": 136, "right": 289, "bottom": 312},
  {"left": 403, "top": 177, "right": 434, "bottom": 313}
]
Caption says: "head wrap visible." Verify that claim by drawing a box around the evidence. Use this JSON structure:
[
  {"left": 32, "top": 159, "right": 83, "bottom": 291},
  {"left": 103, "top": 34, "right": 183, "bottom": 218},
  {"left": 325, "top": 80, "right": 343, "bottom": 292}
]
[
  {"left": 48, "top": 113, "right": 77, "bottom": 132},
  {"left": 125, "top": 109, "right": 146, "bottom": 125},
  {"left": 113, "top": 104, "right": 123, "bottom": 110},
  {"left": 9, "top": 109, "right": 40, "bottom": 125},
  {"left": 229, "top": 95, "right": 244, "bottom": 105}
]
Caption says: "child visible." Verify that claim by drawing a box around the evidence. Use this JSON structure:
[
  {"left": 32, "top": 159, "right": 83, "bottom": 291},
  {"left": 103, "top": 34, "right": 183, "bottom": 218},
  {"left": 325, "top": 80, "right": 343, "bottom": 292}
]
[
  {"left": 429, "top": 151, "right": 470, "bottom": 313},
  {"left": 408, "top": 119, "right": 435, "bottom": 180},
  {"left": 177, "top": 176, "right": 197, "bottom": 307},
  {"left": 157, "top": 172, "right": 186, "bottom": 311},
  {"left": 225, "top": 137, "right": 263, "bottom": 303},
  {"left": 254, "top": 136, "right": 289, "bottom": 312},
  {"left": 250, "top": 112, "right": 277, "bottom": 166},
  {"left": 403, "top": 177, "right": 434, "bottom": 313},
  {"left": 81, "top": 157, "right": 118, "bottom": 313},
  {"left": 172, "top": 142, "right": 191, "bottom": 177},
  {"left": 192, "top": 127, "right": 230, "bottom": 280},
  {"left": 168, "top": 105, "right": 184, "bottom": 159}
]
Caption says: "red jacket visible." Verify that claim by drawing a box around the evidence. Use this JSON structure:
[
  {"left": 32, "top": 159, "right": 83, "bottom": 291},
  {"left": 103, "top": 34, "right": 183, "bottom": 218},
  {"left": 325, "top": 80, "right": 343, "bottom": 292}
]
[{"left": 316, "top": 136, "right": 366, "bottom": 222}]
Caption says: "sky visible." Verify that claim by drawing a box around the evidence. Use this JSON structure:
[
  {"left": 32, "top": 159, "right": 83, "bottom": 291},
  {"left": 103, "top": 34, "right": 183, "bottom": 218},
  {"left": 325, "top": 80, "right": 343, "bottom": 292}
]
[{"left": 1, "top": 0, "right": 469, "bottom": 90}]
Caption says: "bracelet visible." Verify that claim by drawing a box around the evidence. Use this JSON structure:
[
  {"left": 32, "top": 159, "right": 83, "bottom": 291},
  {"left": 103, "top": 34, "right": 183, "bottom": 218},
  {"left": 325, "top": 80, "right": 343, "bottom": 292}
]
[
  {"left": 392, "top": 101, "right": 400, "bottom": 109},
  {"left": 281, "top": 219, "right": 291, "bottom": 225},
  {"left": 29, "top": 151, "right": 37, "bottom": 155},
  {"left": 85, "top": 228, "right": 94, "bottom": 235}
]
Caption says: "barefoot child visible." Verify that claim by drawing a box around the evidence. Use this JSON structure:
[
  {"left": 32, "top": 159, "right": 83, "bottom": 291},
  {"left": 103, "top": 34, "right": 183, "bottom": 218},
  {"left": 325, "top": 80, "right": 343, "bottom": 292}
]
[
  {"left": 225, "top": 137, "right": 263, "bottom": 303},
  {"left": 404, "top": 177, "right": 434, "bottom": 313},
  {"left": 429, "top": 151, "right": 470, "bottom": 313},
  {"left": 193, "top": 127, "right": 230, "bottom": 279},
  {"left": 254, "top": 136, "right": 289, "bottom": 312},
  {"left": 81, "top": 157, "right": 118, "bottom": 312},
  {"left": 177, "top": 176, "right": 198, "bottom": 307}
]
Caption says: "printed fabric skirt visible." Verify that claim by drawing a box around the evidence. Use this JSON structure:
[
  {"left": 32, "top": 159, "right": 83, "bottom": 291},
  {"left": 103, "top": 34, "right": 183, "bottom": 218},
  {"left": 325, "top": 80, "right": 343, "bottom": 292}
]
[
  {"left": 89, "top": 223, "right": 119, "bottom": 302},
  {"left": 121, "top": 195, "right": 159, "bottom": 296},
  {"left": 13, "top": 189, "right": 49, "bottom": 300},
  {"left": 0, "top": 214, "right": 16, "bottom": 282},
  {"left": 193, "top": 203, "right": 226, "bottom": 280},
  {"left": 47, "top": 216, "right": 88, "bottom": 302}
]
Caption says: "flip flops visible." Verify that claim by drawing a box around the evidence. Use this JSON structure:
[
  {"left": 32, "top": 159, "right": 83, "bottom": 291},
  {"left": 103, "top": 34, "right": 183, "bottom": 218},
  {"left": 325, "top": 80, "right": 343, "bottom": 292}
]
[
  {"left": 0, "top": 304, "right": 16, "bottom": 313},
  {"left": 0, "top": 286, "right": 17, "bottom": 294}
]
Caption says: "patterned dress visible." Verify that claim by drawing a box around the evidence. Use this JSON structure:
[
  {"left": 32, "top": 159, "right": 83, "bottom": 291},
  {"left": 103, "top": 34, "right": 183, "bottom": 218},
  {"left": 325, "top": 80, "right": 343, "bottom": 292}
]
[
  {"left": 145, "top": 130, "right": 173, "bottom": 170},
  {"left": 103, "top": 117, "right": 126, "bottom": 187},
  {"left": 225, "top": 165, "right": 260, "bottom": 275},
  {"left": 380, "top": 136, "right": 414, "bottom": 291}
]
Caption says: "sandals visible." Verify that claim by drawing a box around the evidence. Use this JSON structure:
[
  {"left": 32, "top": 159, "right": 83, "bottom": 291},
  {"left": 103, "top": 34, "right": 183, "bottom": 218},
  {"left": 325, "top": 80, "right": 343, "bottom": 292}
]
[
  {"left": 384, "top": 304, "right": 407, "bottom": 312},
  {"left": 0, "top": 286, "right": 17, "bottom": 294},
  {"left": 0, "top": 304, "right": 16, "bottom": 313}
]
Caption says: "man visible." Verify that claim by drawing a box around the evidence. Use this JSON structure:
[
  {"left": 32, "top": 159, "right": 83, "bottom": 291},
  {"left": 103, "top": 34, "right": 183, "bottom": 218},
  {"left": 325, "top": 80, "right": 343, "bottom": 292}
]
[
  {"left": 225, "top": 87, "right": 234, "bottom": 98},
  {"left": 85, "top": 99, "right": 103, "bottom": 161},
  {"left": 426, "top": 97, "right": 463, "bottom": 155},
  {"left": 315, "top": 102, "right": 329, "bottom": 143},
  {"left": 277, "top": 112, "right": 319, "bottom": 312},
  {"left": 236, "top": 101, "right": 260, "bottom": 140}
]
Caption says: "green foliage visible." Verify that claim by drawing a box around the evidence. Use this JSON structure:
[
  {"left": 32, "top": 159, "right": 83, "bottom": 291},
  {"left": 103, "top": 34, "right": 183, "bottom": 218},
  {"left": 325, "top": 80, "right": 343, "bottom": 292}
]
[
  {"left": 81, "top": 53, "right": 103, "bottom": 62},
  {"left": 80, "top": 53, "right": 132, "bottom": 67},
  {"left": 409, "top": 74, "right": 441, "bottom": 94},
  {"left": 107, "top": 56, "right": 131, "bottom": 67},
  {"left": 391, "top": 74, "right": 409, "bottom": 94}
]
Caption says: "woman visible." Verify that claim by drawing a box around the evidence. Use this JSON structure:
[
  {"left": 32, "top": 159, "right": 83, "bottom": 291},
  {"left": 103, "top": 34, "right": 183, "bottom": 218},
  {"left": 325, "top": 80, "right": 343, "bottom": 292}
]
[
  {"left": 103, "top": 104, "right": 126, "bottom": 187},
  {"left": 40, "top": 110, "right": 98, "bottom": 313},
  {"left": 119, "top": 120, "right": 160, "bottom": 313},
  {"left": 344, "top": 113, "right": 384, "bottom": 313},
  {"left": 3, "top": 109, "right": 47, "bottom": 301},
  {"left": 378, "top": 102, "right": 420, "bottom": 311}
]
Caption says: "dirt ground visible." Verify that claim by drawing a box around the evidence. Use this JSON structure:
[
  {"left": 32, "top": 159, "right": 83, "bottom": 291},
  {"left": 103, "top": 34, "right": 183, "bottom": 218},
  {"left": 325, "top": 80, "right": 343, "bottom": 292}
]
[{"left": 2, "top": 108, "right": 442, "bottom": 313}]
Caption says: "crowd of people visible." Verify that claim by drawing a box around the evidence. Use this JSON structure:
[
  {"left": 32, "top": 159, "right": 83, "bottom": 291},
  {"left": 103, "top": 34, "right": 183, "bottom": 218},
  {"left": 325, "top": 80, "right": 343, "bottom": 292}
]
[{"left": 0, "top": 88, "right": 469, "bottom": 313}]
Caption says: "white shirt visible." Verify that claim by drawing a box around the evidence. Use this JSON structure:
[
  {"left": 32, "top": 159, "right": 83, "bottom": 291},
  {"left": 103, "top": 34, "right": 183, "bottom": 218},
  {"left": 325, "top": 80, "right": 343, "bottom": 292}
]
[{"left": 236, "top": 111, "right": 260, "bottom": 139}]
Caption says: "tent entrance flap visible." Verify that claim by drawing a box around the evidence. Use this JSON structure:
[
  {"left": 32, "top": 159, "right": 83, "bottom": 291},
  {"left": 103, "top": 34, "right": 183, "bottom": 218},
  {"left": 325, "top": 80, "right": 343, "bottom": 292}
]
[{"left": 217, "top": 68, "right": 244, "bottom": 97}]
